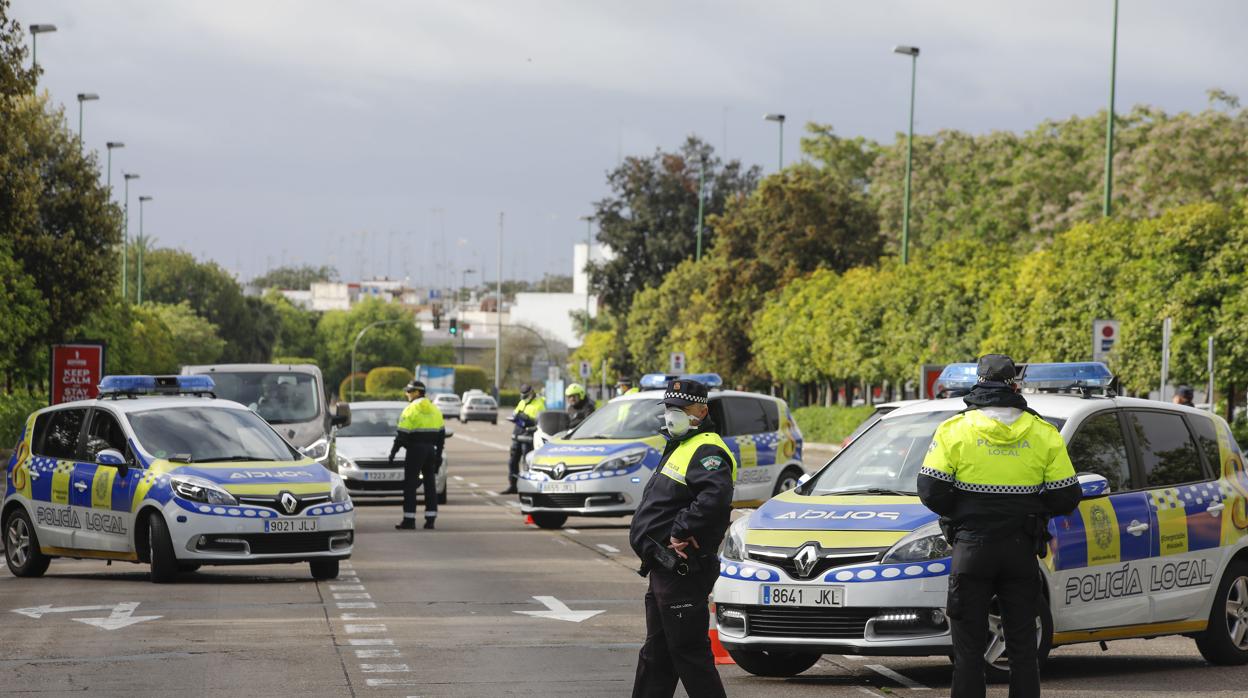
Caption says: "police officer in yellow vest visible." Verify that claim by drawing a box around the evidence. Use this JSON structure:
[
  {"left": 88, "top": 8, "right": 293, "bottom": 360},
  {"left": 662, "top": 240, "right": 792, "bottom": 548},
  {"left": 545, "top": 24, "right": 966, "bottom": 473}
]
[
  {"left": 629, "top": 378, "right": 735, "bottom": 698},
  {"left": 502, "top": 383, "right": 546, "bottom": 494},
  {"left": 918, "top": 355, "right": 1080, "bottom": 698},
  {"left": 617, "top": 377, "right": 639, "bottom": 396},
  {"left": 389, "top": 380, "right": 446, "bottom": 530}
]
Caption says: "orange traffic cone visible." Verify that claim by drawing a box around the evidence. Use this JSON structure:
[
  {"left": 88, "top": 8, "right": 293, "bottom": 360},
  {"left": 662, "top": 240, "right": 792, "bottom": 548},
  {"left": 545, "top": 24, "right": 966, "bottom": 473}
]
[
  {"left": 708, "top": 628, "right": 735, "bottom": 665},
  {"left": 524, "top": 514, "right": 535, "bottom": 526}
]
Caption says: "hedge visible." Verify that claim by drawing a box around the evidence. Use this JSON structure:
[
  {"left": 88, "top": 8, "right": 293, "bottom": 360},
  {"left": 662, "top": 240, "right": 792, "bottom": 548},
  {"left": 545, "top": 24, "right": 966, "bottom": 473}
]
[
  {"left": 273, "top": 356, "right": 316, "bottom": 366},
  {"left": 344, "top": 391, "right": 407, "bottom": 403},
  {"left": 338, "top": 372, "right": 368, "bottom": 399},
  {"left": 498, "top": 389, "right": 520, "bottom": 407},
  {"left": 451, "top": 365, "right": 489, "bottom": 395},
  {"left": 791, "top": 405, "right": 875, "bottom": 444},
  {"left": 1, "top": 392, "right": 46, "bottom": 451},
  {"left": 366, "top": 366, "right": 414, "bottom": 394}
]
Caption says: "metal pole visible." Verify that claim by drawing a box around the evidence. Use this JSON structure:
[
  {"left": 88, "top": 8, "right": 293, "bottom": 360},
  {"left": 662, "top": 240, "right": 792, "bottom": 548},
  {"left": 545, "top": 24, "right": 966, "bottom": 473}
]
[
  {"left": 600, "top": 359, "right": 607, "bottom": 400},
  {"left": 1160, "top": 317, "right": 1172, "bottom": 402},
  {"left": 495, "top": 212, "right": 503, "bottom": 399},
  {"left": 901, "top": 53, "right": 918, "bottom": 265},
  {"left": 696, "top": 161, "right": 705, "bottom": 261},
  {"left": 137, "top": 199, "right": 145, "bottom": 304},
  {"left": 584, "top": 216, "right": 592, "bottom": 336},
  {"left": 122, "top": 176, "right": 131, "bottom": 300},
  {"left": 78, "top": 99, "right": 84, "bottom": 145},
  {"left": 778, "top": 119, "right": 784, "bottom": 171},
  {"left": 1103, "top": 0, "right": 1120, "bottom": 218},
  {"left": 1208, "top": 336, "right": 1216, "bottom": 412}
]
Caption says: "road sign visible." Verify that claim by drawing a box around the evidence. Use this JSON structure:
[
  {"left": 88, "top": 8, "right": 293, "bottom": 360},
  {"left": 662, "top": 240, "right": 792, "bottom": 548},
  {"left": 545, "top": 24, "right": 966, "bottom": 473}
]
[
  {"left": 50, "top": 341, "right": 106, "bottom": 405},
  {"left": 578, "top": 360, "right": 591, "bottom": 379},
  {"left": 1093, "top": 319, "right": 1120, "bottom": 362},
  {"left": 919, "top": 364, "right": 946, "bottom": 399},
  {"left": 669, "top": 352, "right": 686, "bottom": 373}
]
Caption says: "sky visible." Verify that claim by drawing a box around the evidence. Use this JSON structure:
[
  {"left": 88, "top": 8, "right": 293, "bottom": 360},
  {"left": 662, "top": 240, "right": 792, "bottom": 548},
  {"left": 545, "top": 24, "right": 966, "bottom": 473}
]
[{"left": 12, "top": 0, "right": 1248, "bottom": 289}]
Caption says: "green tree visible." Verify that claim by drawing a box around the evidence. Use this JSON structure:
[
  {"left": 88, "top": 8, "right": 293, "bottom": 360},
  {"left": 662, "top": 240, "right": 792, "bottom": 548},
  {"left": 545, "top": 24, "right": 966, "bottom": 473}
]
[
  {"left": 73, "top": 302, "right": 178, "bottom": 375},
  {"left": 263, "top": 290, "right": 319, "bottom": 358},
  {"left": 0, "top": 1, "right": 34, "bottom": 97},
  {"left": 251, "top": 264, "right": 337, "bottom": 291},
  {"left": 315, "top": 298, "right": 422, "bottom": 393},
  {"left": 0, "top": 241, "right": 47, "bottom": 382},
  {"left": 144, "top": 301, "right": 226, "bottom": 366}
]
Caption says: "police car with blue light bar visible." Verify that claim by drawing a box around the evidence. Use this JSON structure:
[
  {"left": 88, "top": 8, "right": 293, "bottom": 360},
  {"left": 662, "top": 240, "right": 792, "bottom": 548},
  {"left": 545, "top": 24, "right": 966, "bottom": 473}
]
[
  {"left": 3, "top": 375, "right": 354, "bottom": 583},
  {"left": 713, "top": 362, "right": 1248, "bottom": 678},
  {"left": 517, "top": 373, "right": 807, "bottom": 529}
]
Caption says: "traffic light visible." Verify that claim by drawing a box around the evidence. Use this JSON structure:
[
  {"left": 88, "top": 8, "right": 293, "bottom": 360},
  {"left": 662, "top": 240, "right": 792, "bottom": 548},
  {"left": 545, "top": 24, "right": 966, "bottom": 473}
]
[{"left": 449, "top": 318, "right": 458, "bottom": 336}]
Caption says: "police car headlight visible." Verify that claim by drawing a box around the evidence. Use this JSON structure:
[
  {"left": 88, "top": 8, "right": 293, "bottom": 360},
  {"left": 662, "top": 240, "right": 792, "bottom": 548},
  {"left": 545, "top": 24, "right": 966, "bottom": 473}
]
[
  {"left": 720, "top": 516, "right": 749, "bottom": 562},
  {"left": 301, "top": 438, "right": 329, "bottom": 460},
  {"left": 329, "top": 475, "right": 350, "bottom": 503},
  {"left": 594, "top": 447, "right": 648, "bottom": 473},
  {"left": 170, "top": 475, "right": 238, "bottom": 506},
  {"left": 881, "top": 520, "right": 951, "bottom": 564}
]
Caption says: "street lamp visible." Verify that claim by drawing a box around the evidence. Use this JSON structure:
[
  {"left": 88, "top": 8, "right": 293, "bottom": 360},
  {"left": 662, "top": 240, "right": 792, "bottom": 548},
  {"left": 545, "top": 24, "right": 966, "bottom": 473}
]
[
  {"left": 29, "top": 24, "right": 56, "bottom": 83},
  {"left": 77, "top": 93, "right": 99, "bottom": 147},
  {"left": 695, "top": 158, "right": 708, "bottom": 261},
  {"left": 122, "top": 173, "right": 139, "bottom": 300},
  {"left": 1103, "top": 0, "right": 1120, "bottom": 217},
  {"left": 579, "top": 215, "right": 593, "bottom": 337},
  {"left": 105, "top": 142, "right": 124, "bottom": 193},
  {"left": 893, "top": 44, "right": 920, "bottom": 265},
  {"left": 137, "top": 196, "right": 153, "bottom": 304},
  {"left": 350, "top": 319, "right": 408, "bottom": 400},
  {"left": 763, "top": 113, "right": 785, "bottom": 170}
]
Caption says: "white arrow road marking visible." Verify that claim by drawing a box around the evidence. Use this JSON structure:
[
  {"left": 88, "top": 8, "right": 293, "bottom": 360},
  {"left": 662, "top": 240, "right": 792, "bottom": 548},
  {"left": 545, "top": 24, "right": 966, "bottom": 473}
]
[
  {"left": 514, "top": 596, "right": 604, "bottom": 623},
  {"left": 13, "top": 602, "right": 161, "bottom": 630},
  {"left": 865, "top": 665, "right": 929, "bottom": 691},
  {"left": 596, "top": 543, "right": 620, "bottom": 554}
]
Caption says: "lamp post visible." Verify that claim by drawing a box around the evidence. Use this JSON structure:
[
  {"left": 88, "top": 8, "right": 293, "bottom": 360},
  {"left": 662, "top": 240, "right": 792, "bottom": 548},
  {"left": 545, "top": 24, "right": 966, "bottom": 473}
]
[
  {"left": 76, "top": 93, "right": 99, "bottom": 148},
  {"left": 459, "top": 268, "right": 476, "bottom": 364},
  {"left": 695, "top": 158, "right": 707, "bottom": 261},
  {"left": 1103, "top": 0, "right": 1120, "bottom": 217},
  {"left": 137, "top": 196, "right": 152, "bottom": 304},
  {"left": 579, "top": 215, "right": 593, "bottom": 337},
  {"left": 893, "top": 44, "right": 920, "bottom": 265},
  {"left": 495, "top": 213, "right": 503, "bottom": 400},
  {"left": 350, "top": 319, "right": 409, "bottom": 401},
  {"left": 29, "top": 24, "right": 56, "bottom": 85},
  {"left": 122, "top": 173, "right": 139, "bottom": 300},
  {"left": 763, "top": 113, "right": 785, "bottom": 170},
  {"left": 105, "top": 142, "right": 124, "bottom": 193}
]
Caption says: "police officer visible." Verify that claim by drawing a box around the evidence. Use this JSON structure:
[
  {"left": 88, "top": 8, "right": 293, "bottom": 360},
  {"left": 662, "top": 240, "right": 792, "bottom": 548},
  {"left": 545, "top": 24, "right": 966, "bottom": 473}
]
[
  {"left": 565, "top": 382, "right": 595, "bottom": 430},
  {"left": 502, "top": 383, "right": 546, "bottom": 494},
  {"left": 617, "top": 377, "right": 639, "bottom": 397},
  {"left": 389, "top": 380, "right": 445, "bottom": 530},
  {"left": 1173, "top": 385, "right": 1195, "bottom": 407},
  {"left": 629, "top": 378, "right": 735, "bottom": 698},
  {"left": 917, "top": 355, "right": 1080, "bottom": 698}
]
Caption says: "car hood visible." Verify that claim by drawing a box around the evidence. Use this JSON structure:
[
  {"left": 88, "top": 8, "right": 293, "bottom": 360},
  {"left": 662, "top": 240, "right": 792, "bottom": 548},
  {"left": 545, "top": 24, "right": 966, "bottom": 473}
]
[
  {"left": 742, "top": 489, "right": 938, "bottom": 549},
  {"left": 532, "top": 436, "right": 665, "bottom": 466},
  {"left": 148, "top": 459, "right": 333, "bottom": 496},
  {"left": 334, "top": 436, "right": 396, "bottom": 460}
]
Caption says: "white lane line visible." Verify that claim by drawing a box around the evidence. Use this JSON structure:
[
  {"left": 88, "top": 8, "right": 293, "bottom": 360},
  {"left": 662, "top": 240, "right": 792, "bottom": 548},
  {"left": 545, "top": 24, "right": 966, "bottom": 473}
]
[
  {"left": 855, "top": 688, "right": 882, "bottom": 697},
  {"left": 564, "top": 528, "right": 581, "bottom": 534},
  {"left": 454, "top": 433, "right": 509, "bottom": 451},
  {"left": 339, "top": 613, "right": 375, "bottom": 621},
  {"left": 338, "top": 577, "right": 360, "bottom": 583},
  {"left": 360, "top": 663, "right": 410, "bottom": 673},
  {"left": 365, "top": 679, "right": 423, "bottom": 687},
  {"left": 485, "top": 490, "right": 500, "bottom": 496},
  {"left": 334, "top": 593, "right": 372, "bottom": 600},
  {"left": 345, "top": 624, "right": 387, "bottom": 634},
  {"left": 469, "top": 483, "right": 480, "bottom": 488},
  {"left": 330, "top": 584, "right": 365, "bottom": 591},
  {"left": 336, "top": 602, "right": 377, "bottom": 609},
  {"left": 354, "top": 648, "right": 402, "bottom": 659},
  {"left": 865, "top": 665, "right": 929, "bottom": 691},
  {"left": 453, "top": 475, "right": 464, "bottom": 481},
  {"left": 552, "top": 537, "right": 569, "bottom": 546},
  {"left": 348, "top": 639, "right": 395, "bottom": 646},
  {"left": 505, "top": 500, "right": 521, "bottom": 508},
  {"left": 596, "top": 543, "right": 620, "bottom": 554}
]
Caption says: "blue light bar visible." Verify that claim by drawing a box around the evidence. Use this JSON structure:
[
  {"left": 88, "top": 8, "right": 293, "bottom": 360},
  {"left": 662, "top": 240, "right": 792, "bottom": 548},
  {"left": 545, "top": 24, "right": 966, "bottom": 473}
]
[
  {"left": 638, "top": 373, "right": 724, "bottom": 391},
  {"left": 933, "top": 363, "right": 978, "bottom": 392},
  {"left": 99, "top": 374, "right": 216, "bottom": 396},
  {"left": 1020, "top": 362, "right": 1113, "bottom": 389}
]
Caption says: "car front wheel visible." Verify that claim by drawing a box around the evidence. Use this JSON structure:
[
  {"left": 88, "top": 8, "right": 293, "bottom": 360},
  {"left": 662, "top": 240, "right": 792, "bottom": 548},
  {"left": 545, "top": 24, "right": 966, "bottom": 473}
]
[
  {"left": 4, "top": 509, "right": 50, "bottom": 578},
  {"left": 982, "top": 592, "right": 1053, "bottom": 683},
  {"left": 147, "top": 512, "right": 179, "bottom": 584},
  {"left": 1195, "top": 559, "right": 1248, "bottom": 665},
  {"left": 531, "top": 512, "right": 567, "bottom": 529},
  {"left": 727, "top": 648, "right": 820, "bottom": 677},
  {"left": 311, "top": 558, "right": 340, "bottom": 580}
]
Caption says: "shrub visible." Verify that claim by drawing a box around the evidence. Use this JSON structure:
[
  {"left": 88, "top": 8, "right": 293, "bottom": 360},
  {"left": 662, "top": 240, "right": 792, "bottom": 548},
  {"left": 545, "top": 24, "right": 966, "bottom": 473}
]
[
  {"left": 452, "top": 365, "right": 489, "bottom": 395},
  {"left": 338, "top": 372, "right": 368, "bottom": 399},
  {"left": 346, "top": 390, "right": 407, "bottom": 403},
  {"left": 366, "top": 366, "right": 414, "bottom": 394},
  {"left": 1, "top": 392, "right": 46, "bottom": 451},
  {"left": 791, "top": 405, "right": 875, "bottom": 444},
  {"left": 497, "top": 389, "right": 521, "bottom": 407},
  {"left": 273, "top": 356, "right": 317, "bottom": 366}
]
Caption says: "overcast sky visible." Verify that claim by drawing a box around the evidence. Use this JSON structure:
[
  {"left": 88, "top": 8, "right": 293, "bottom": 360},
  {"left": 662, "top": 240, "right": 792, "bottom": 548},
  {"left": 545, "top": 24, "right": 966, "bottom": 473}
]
[{"left": 13, "top": 0, "right": 1248, "bottom": 288}]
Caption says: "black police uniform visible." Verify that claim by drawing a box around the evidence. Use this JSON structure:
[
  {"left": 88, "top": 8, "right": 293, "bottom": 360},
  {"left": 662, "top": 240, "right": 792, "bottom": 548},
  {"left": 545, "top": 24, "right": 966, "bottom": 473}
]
[
  {"left": 628, "top": 380, "right": 733, "bottom": 698},
  {"left": 917, "top": 355, "right": 1080, "bottom": 698},
  {"left": 389, "top": 383, "right": 446, "bottom": 530},
  {"left": 567, "top": 396, "right": 596, "bottom": 430}
]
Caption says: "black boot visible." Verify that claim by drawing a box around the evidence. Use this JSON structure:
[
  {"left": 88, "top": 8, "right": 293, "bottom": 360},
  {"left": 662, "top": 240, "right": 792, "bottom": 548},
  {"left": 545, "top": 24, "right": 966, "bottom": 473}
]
[
  {"left": 395, "top": 520, "right": 416, "bottom": 530},
  {"left": 423, "top": 518, "right": 435, "bottom": 530},
  {"left": 501, "top": 486, "right": 517, "bottom": 495}
]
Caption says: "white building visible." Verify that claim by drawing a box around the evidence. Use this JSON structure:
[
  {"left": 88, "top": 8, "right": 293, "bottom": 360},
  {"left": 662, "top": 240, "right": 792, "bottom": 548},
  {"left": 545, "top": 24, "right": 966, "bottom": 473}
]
[{"left": 507, "top": 242, "right": 610, "bottom": 347}]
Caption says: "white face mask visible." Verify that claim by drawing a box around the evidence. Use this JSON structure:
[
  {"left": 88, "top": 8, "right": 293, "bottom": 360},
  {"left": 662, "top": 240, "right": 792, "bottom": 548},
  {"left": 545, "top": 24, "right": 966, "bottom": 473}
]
[{"left": 663, "top": 408, "right": 698, "bottom": 437}]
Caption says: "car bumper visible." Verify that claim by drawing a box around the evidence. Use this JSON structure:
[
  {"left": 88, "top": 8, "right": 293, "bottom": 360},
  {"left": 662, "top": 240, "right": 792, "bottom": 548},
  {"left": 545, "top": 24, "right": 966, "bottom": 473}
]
[
  {"left": 517, "top": 470, "right": 642, "bottom": 517},
  {"left": 166, "top": 499, "right": 355, "bottom": 564},
  {"left": 712, "top": 559, "right": 953, "bottom": 656},
  {"left": 460, "top": 410, "right": 497, "bottom": 421},
  {"left": 339, "top": 460, "right": 447, "bottom": 498}
]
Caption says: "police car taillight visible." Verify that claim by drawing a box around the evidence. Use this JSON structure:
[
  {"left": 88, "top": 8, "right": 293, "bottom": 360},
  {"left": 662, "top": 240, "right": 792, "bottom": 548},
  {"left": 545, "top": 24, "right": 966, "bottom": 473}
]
[
  {"left": 98, "top": 374, "right": 216, "bottom": 397},
  {"left": 638, "top": 373, "right": 724, "bottom": 390}
]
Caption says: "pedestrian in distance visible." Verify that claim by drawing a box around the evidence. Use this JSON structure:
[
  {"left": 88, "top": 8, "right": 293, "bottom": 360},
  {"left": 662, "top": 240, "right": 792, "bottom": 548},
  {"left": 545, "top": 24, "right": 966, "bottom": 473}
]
[
  {"left": 1174, "top": 385, "right": 1195, "bottom": 407},
  {"left": 917, "top": 354, "right": 1081, "bottom": 698},
  {"left": 389, "top": 380, "right": 445, "bottom": 530},
  {"left": 629, "top": 378, "right": 736, "bottom": 698},
  {"left": 502, "top": 383, "right": 545, "bottom": 494},
  {"left": 565, "top": 382, "right": 595, "bottom": 430}
]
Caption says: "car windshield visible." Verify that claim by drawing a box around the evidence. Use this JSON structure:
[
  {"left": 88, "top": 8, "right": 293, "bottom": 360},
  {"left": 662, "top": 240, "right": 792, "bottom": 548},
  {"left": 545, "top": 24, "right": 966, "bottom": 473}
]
[
  {"left": 201, "top": 371, "right": 321, "bottom": 424},
  {"left": 336, "top": 408, "right": 403, "bottom": 438},
  {"left": 566, "top": 399, "right": 663, "bottom": 440},
  {"left": 127, "top": 407, "right": 299, "bottom": 463}
]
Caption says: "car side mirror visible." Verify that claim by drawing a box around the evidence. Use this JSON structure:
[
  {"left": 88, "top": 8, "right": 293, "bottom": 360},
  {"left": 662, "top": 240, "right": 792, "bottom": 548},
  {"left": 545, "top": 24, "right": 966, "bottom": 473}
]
[
  {"left": 1077, "top": 472, "right": 1109, "bottom": 499},
  {"left": 797, "top": 472, "right": 812, "bottom": 487},
  {"left": 97, "top": 448, "right": 129, "bottom": 477},
  {"left": 331, "top": 402, "right": 352, "bottom": 428}
]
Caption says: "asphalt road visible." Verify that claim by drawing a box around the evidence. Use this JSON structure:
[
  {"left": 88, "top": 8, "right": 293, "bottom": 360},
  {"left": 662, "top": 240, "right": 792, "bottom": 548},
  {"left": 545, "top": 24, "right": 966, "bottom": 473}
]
[{"left": 2, "top": 420, "right": 1246, "bottom": 696}]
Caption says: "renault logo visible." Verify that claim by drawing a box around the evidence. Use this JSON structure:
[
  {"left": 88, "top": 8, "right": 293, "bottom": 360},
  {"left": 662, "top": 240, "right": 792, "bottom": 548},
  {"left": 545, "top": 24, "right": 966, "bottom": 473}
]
[
  {"left": 280, "top": 491, "right": 298, "bottom": 514},
  {"left": 552, "top": 463, "right": 567, "bottom": 480},
  {"left": 793, "top": 543, "right": 819, "bottom": 578}
]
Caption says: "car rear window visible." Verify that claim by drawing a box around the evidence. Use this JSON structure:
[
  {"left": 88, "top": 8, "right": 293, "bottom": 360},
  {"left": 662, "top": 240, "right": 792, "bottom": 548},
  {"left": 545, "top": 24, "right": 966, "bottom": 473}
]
[
  {"left": 1126, "top": 410, "right": 1207, "bottom": 487},
  {"left": 721, "top": 397, "right": 769, "bottom": 436},
  {"left": 1187, "top": 414, "right": 1223, "bottom": 477},
  {"left": 39, "top": 408, "right": 87, "bottom": 460}
]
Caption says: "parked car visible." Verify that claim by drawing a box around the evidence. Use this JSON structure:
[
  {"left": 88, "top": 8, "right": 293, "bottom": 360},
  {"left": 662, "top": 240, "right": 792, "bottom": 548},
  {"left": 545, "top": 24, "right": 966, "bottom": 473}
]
[
  {"left": 332, "top": 401, "right": 449, "bottom": 503},
  {"left": 460, "top": 395, "right": 499, "bottom": 424},
  {"left": 432, "top": 393, "right": 462, "bottom": 421}
]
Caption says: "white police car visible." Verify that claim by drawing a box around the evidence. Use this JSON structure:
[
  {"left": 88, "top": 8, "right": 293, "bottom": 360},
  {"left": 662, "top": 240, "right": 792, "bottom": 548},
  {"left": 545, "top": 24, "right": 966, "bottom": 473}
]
[
  {"left": 518, "top": 373, "right": 805, "bottom": 529},
  {"left": 3, "top": 375, "right": 354, "bottom": 583},
  {"left": 713, "top": 363, "right": 1248, "bottom": 677}
]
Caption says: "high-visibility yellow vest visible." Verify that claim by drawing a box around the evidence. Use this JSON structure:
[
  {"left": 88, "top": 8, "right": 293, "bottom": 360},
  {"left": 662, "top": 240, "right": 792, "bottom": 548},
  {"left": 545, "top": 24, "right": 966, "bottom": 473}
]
[
  {"left": 659, "top": 431, "right": 738, "bottom": 486},
  {"left": 397, "top": 397, "right": 444, "bottom": 432},
  {"left": 514, "top": 395, "right": 545, "bottom": 421},
  {"left": 921, "top": 410, "right": 1076, "bottom": 493}
]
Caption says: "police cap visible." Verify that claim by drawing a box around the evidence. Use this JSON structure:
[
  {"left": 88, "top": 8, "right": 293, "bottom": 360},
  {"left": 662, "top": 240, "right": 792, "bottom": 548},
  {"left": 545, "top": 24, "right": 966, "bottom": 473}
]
[
  {"left": 403, "top": 380, "right": 426, "bottom": 393},
  {"left": 977, "top": 354, "right": 1018, "bottom": 383},
  {"left": 661, "top": 378, "right": 708, "bottom": 407}
]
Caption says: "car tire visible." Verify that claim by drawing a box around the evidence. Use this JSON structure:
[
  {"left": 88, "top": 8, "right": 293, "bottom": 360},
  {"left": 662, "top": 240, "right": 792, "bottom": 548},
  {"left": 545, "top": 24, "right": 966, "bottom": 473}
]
[
  {"left": 531, "top": 512, "right": 567, "bottom": 530},
  {"left": 177, "top": 563, "right": 201, "bottom": 573},
  {"left": 438, "top": 489, "right": 448, "bottom": 505},
  {"left": 1194, "top": 559, "right": 1248, "bottom": 665},
  {"left": 982, "top": 591, "right": 1053, "bottom": 683},
  {"left": 492, "top": 418, "right": 498, "bottom": 425},
  {"left": 147, "top": 512, "right": 179, "bottom": 584},
  {"left": 727, "top": 648, "right": 820, "bottom": 677},
  {"left": 772, "top": 466, "right": 805, "bottom": 497},
  {"left": 310, "top": 558, "right": 340, "bottom": 580},
  {"left": 4, "top": 508, "right": 51, "bottom": 578}
]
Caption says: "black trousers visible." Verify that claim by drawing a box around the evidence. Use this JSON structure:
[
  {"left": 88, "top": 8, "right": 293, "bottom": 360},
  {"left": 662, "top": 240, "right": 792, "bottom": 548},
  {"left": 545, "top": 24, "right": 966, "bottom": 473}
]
[
  {"left": 947, "top": 532, "right": 1040, "bottom": 698},
  {"left": 402, "top": 443, "right": 439, "bottom": 520},
  {"left": 507, "top": 441, "right": 530, "bottom": 489},
  {"left": 632, "top": 559, "right": 726, "bottom": 698}
]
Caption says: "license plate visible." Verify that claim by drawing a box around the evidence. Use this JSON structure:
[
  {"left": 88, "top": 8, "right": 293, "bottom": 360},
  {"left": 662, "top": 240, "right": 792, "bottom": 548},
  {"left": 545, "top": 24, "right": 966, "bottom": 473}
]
[
  {"left": 364, "top": 471, "right": 404, "bottom": 482},
  {"left": 760, "top": 585, "right": 843, "bottom": 607},
  {"left": 265, "top": 518, "right": 319, "bottom": 533},
  {"left": 543, "top": 482, "right": 576, "bottom": 493}
]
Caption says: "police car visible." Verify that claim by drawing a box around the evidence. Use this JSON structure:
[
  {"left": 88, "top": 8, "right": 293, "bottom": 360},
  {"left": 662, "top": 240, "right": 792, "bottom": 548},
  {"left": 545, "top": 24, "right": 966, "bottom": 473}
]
[
  {"left": 3, "top": 376, "right": 354, "bottom": 583},
  {"left": 713, "top": 362, "right": 1248, "bottom": 677},
  {"left": 517, "top": 373, "right": 805, "bottom": 529}
]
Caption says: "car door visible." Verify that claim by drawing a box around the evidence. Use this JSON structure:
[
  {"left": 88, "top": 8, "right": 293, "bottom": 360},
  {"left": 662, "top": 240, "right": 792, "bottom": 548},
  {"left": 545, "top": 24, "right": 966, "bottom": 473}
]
[
  {"left": 28, "top": 407, "right": 88, "bottom": 550},
  {"left": 1049, "top": 408, "right": 1155, "bottom": 632},
  {"left": 78, "top": 407, "right": 139, "bottom": 553},
  {"left": 1123, "top": 409, "right": 1222, "bottom": 623}
]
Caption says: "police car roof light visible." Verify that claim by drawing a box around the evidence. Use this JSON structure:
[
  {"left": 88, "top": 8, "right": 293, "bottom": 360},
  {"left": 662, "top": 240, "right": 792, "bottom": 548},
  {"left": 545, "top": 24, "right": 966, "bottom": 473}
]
[
  {"left": 98, "top": 374, "right": 217, "bottom": 398},
  {"left": 1019, "top": 362, "right": 1113, "bottom": 389},
  {"left": 934, "top": 363, "right": 978, "bottom": 390},
  {"left": 638, "top": 373, "right": 724, "bottom": 391}
]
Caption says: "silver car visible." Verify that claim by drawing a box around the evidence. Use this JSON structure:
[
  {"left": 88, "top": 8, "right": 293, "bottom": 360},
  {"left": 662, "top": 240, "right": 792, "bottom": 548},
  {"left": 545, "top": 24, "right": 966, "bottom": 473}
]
[
  {"left": 460, "top": 395, "right": 499, "bottom": 424},
  {"left": 332, "top": 401, "right": 449, "bottom": 503},
  {"left": 432, "top": 393, "right": 462, "bottom": 421}
]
